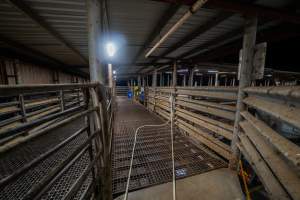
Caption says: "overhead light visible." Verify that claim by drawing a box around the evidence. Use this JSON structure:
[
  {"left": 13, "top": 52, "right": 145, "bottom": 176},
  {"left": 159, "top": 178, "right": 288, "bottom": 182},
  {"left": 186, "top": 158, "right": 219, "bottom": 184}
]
[
  {"left": 177, "top": 69, "right": 188, "bottom": 73},
  {"left": 208, "top": 70, "right": 218, "bottom": 73},
  {"left": 113, "top": 70, "right": 116, "bottom": 75},
  {"left": 106, "top": 42, "right": 116, "bottom": 57}
]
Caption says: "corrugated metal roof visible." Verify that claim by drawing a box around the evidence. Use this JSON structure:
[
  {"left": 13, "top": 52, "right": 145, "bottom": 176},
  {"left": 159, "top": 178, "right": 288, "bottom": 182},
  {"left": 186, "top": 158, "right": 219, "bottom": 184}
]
[
  {"left": 0, "top": 0, "right": 87, "bottom": 67},
  {"left": 0, "top": 0, "right": 296, "bottom": 76},
  {"left": 109, "top": 0, "right": 169, "bottom": 65}
]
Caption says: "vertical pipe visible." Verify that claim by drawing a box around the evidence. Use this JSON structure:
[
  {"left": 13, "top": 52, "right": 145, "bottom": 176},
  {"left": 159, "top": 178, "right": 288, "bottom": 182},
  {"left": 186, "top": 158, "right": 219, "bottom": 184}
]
[{"left": 230, "top": 16, "right": 257, "bottom": 170}]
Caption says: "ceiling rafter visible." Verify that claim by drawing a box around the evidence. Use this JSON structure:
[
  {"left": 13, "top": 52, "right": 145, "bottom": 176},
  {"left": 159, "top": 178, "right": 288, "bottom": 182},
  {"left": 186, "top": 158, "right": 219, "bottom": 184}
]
[
  {"left": 134, "top": 4, "right": 180, "bottom": 62},
  {"left": 131, "top": 3, "right": 180, "bottom": 73},
  {"left": 153, "top": 0, "right": 300, "bottom": 24},
  {"left": 0, "top": 34, "right": 88, "bottom": 78},
  {"left": 190, "top": 24, "right": 300, "bottom": 63},
  {"left": 5, "top": 0, "right": 89, "bottom": 64},
  {"left": 151, "top": 11, "right": 232, "bottom": 62},
  {"left": 178, "top": 26, "right": 243, "bottom": 59}
]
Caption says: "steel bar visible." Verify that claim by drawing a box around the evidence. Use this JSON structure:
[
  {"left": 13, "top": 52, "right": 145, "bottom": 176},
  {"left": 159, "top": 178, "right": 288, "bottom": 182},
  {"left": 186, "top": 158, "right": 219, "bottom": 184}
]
[
  {"left": 0, "top": 107, "right": 96, "bottom": 153},
  {"left": 64, "top": 150, "right": 101, "bottom": 200},
  {"left": 0, "top": 105, "right": 85, "bottom": 140},
  {"left": 0, "top": 83, "right": 99, "bottom": 97},
  {"left": 32, "top": 146, "right": 91, "bottom": 200},
  {"left": 23, "top": 129, "right": 99, "bottom": 200},
  {"left": 0, "top": 126, "right": 87, "bottom": 187}
]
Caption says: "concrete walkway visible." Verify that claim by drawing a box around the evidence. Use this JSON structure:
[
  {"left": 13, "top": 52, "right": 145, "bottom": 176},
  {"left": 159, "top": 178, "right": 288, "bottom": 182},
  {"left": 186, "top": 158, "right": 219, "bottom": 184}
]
[{"left": 116, "top": 168, "right": 244, "bottom": 200}]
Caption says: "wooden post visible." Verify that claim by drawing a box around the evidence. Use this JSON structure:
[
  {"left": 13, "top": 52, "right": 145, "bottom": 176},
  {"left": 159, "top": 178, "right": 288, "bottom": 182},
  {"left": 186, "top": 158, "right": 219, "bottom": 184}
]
[{"left": 230, "top": 16, "right": 257, "bottom": 170}]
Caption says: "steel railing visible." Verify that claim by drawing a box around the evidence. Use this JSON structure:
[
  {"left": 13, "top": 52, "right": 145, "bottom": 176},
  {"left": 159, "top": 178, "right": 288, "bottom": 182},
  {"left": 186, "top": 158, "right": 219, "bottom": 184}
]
[{"left": 0, "top": 83, "right": 114, "bottom": 200}]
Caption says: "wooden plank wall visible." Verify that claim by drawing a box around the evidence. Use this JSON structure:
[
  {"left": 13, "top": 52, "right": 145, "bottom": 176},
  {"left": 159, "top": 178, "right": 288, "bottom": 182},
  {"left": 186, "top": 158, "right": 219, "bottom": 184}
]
[{"left": 0, "top": 58, "right": 86, "bottom": 85}]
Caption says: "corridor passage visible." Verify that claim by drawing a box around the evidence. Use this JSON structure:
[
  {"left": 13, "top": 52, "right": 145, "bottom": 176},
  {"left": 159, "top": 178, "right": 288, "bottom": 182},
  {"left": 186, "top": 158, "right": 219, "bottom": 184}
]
[{"left": 112, "top": 97, "right": 227, "bottom": 197}]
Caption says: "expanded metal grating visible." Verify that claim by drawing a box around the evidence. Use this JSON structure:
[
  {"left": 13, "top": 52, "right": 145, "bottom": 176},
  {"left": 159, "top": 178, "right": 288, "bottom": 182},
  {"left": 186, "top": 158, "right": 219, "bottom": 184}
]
[
  {"left": 112, "top": 97, "right": 227, "bottom": 196},
  {"left": 0, "top": 117, "right": 92, "bottom": 200}
]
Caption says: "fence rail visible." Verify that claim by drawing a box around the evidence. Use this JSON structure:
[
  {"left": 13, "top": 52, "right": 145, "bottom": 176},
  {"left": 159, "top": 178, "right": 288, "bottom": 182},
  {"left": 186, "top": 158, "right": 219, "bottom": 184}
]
[
  {"left": 238, "top": 86, "right": 300, "bottom": 200},
  {"left": 146, "top": 86, "right": 237, "bottom": 160},
  {"left": 145, "top": 85, "right": 300, "bottom": 199},
  {"left": 0, "top": 83, "right": 113, "bottom": 200}
]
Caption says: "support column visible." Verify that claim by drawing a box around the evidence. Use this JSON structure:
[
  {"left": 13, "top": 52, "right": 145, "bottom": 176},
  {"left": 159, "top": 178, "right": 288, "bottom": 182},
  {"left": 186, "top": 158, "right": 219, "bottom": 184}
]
[
  {"left": 108, "top": 64, "right": 113, "bottom": 88},
  {"left": 159, "top": 72, "right": 163, "bottom": 86},
  {"left": 172, "top": 61, "right": 177, "bottom": 87},
  {"left": 230, "top": 16, "right": 257, "bottom": 169},
  {"left": 152, "top": 69, "right": 157, "bottom": 87},
  {"left": 215, "top": 72, "right": 219, "bottom": 86},
  {"left": 138, "top": 75, "right": 141, "bottom": 88},
  {"left": 87, "top": 0, "right": 104, "bottom": 83},
  {"left": 146, "top": 75, "right": 149, "bottom": 87},
  {"left": 87, "top": 1, "right": 112, "bottom": 198},
  {"left": 189, "top": 68, "right": 194, "bottom": 87}
]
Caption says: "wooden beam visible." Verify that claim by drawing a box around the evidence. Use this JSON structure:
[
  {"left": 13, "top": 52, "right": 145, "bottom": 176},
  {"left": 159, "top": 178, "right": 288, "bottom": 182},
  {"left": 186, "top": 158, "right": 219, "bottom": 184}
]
[{"left": 6, "top": 0, "right": 88, "bottom": 64}]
